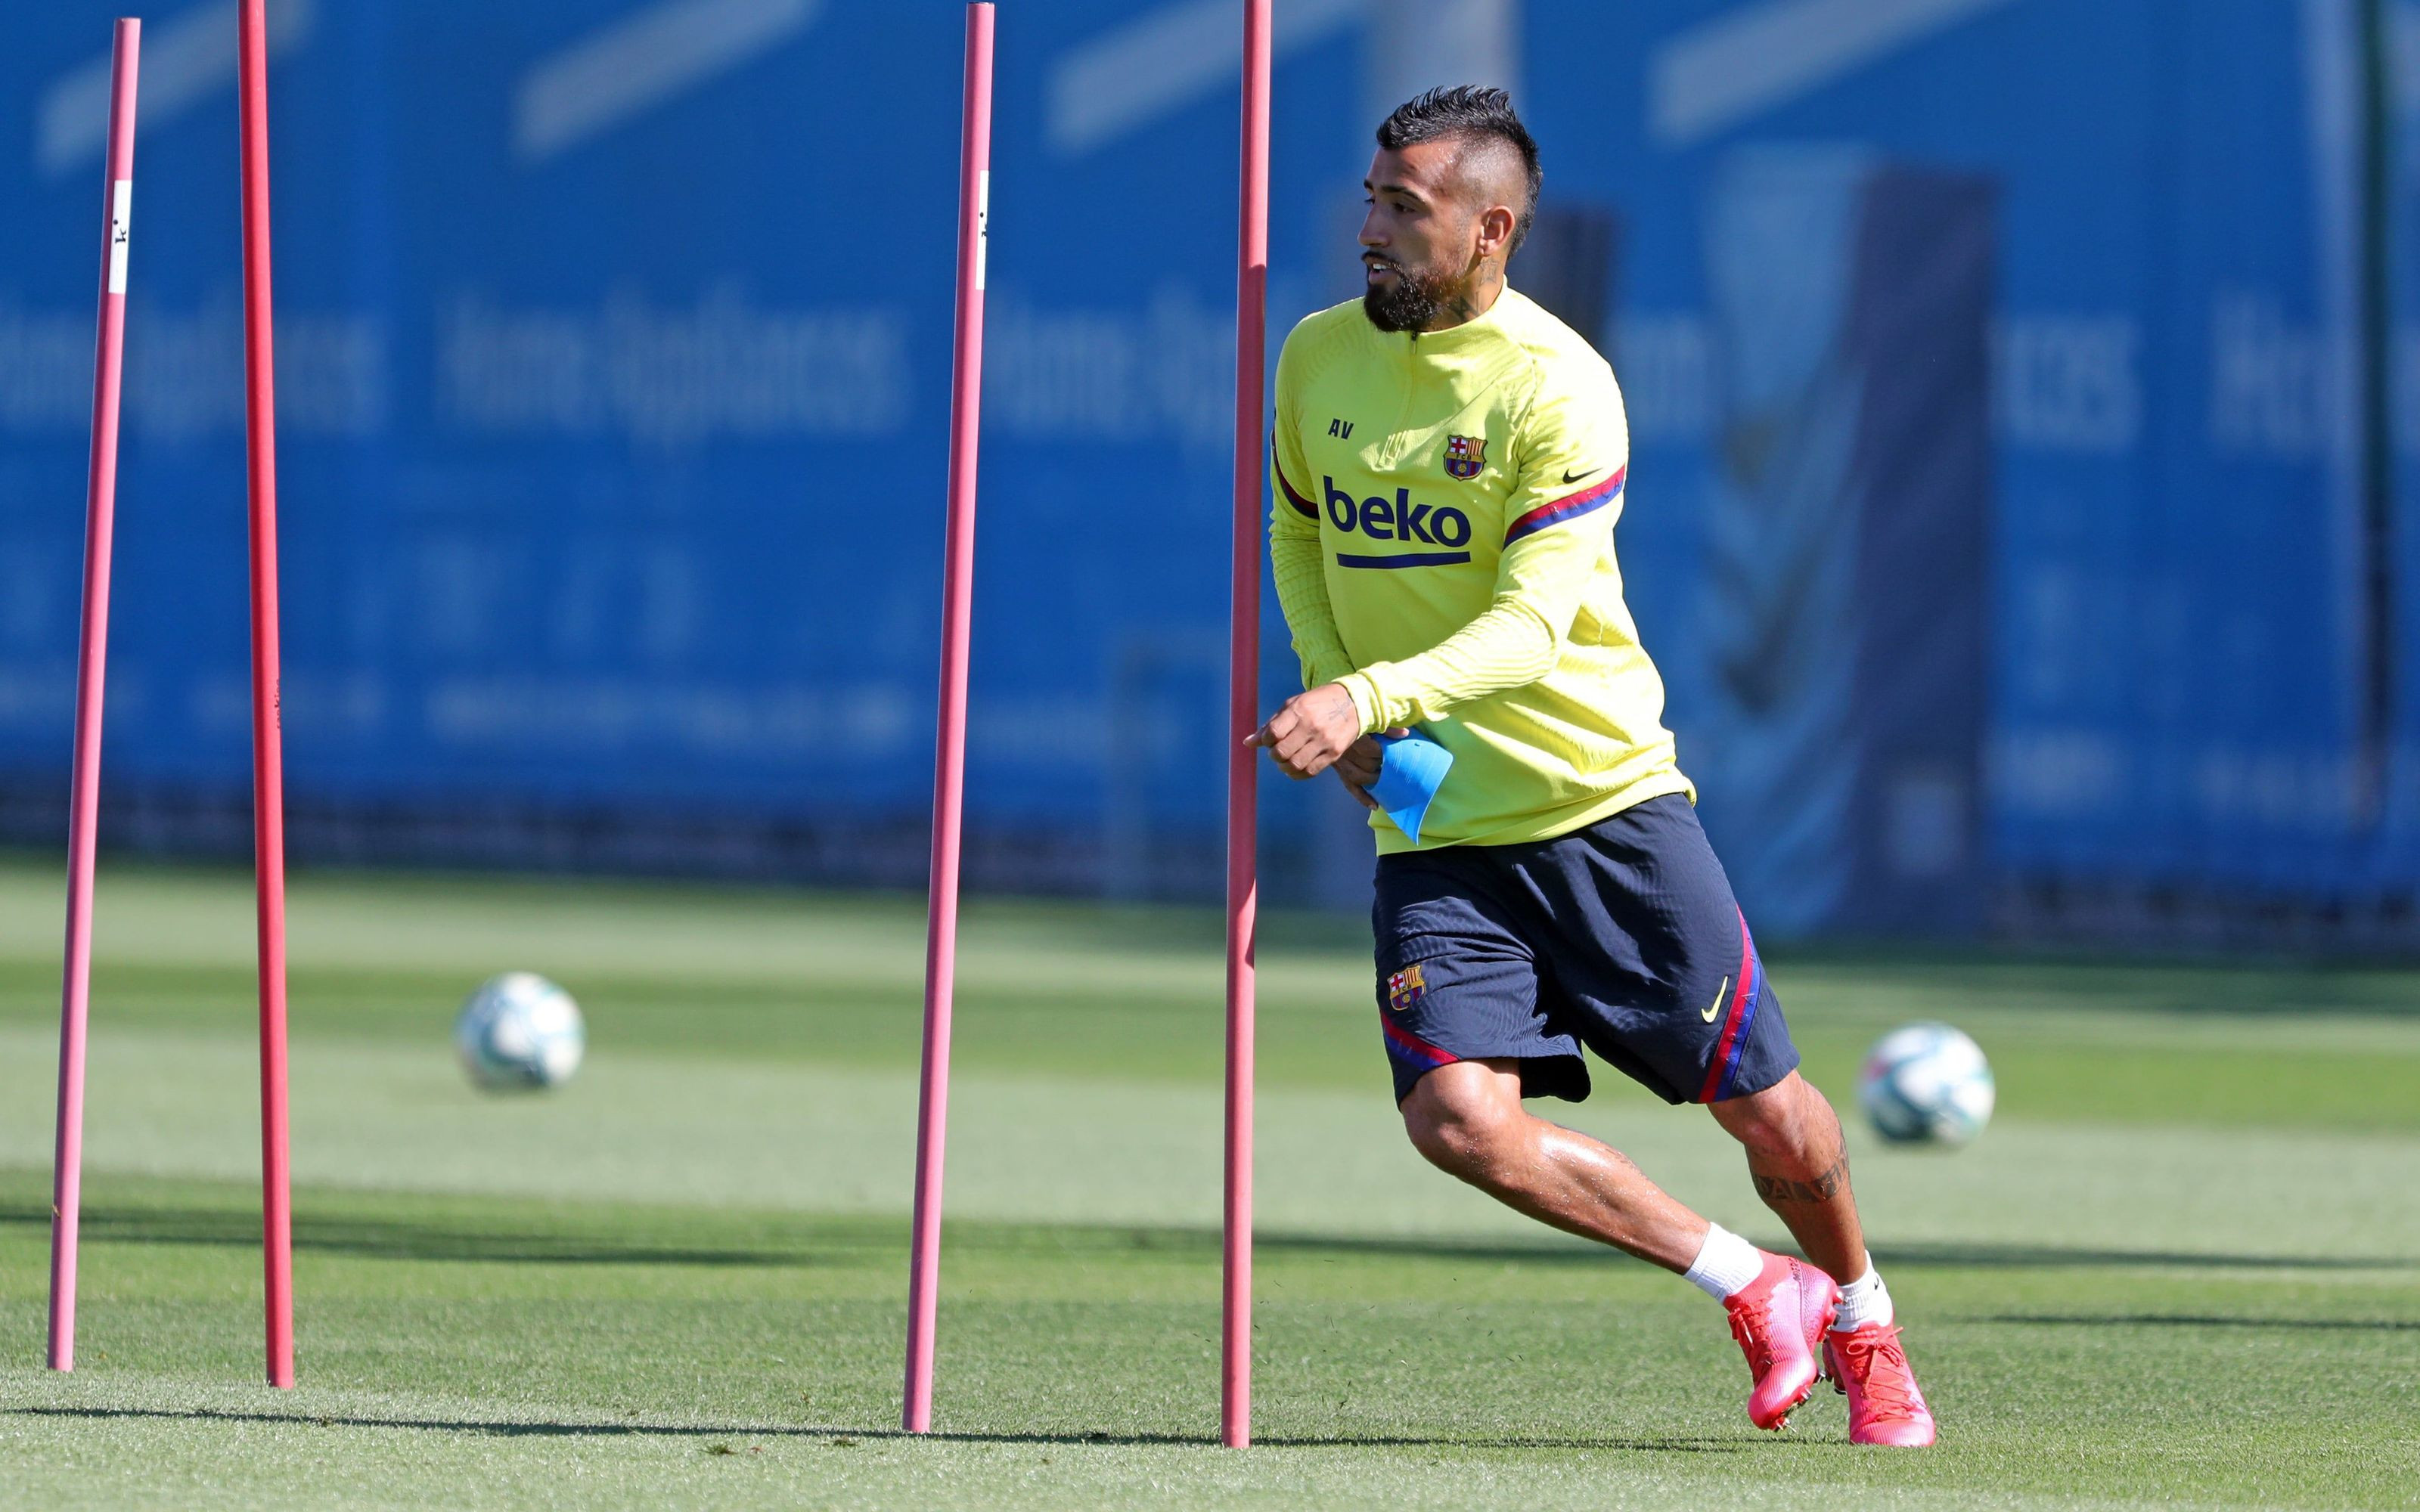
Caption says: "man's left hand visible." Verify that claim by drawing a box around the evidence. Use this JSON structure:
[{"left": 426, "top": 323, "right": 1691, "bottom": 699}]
[
  {"left": 1334, "top": 727, "right": 1410, "bottom": 810},
  {"left": 1248, "top": 683, "right": 1364, "bottom": 779}
]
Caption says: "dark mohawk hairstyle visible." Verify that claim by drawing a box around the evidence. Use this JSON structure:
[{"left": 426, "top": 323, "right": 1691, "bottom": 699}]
[{"left": 1376, "top": 85, "right": 1541, "bottom": 256}]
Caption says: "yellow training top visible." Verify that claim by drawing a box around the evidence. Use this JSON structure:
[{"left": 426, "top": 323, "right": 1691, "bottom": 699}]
[{"left": 1269, "top": 286, "right": 1692, "bottom": 853}]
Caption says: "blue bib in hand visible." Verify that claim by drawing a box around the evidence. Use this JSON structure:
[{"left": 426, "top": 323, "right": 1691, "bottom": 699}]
[{"left": 1369, "top": 731, "right": 1453, "bottom": 844}]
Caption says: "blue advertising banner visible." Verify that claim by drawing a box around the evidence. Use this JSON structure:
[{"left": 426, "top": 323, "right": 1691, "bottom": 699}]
[{"left": 2, "top": 0, "right": 2416, "bottom": 929}]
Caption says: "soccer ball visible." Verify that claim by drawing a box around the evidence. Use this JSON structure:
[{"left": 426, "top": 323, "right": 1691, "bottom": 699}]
[
  {"left": 455, "top": 972, "right": 585, "bottom": 1090},
  {"left": 1857, "top": 1022, "right": 1993, "bottom": 1146}
]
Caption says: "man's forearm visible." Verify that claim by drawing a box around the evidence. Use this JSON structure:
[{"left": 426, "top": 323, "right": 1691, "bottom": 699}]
[{"left": 1339, "top": 596, "right": 1560, "bottom": 731}]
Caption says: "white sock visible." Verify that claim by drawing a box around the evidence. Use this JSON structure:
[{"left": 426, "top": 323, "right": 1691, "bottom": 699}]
[
  {"left": 1832, "top": 1256, "right": 1894, "bottom": 1331},
  {"left": 1683, "top": 1223, "right": 1765, "bottom": 1300}
]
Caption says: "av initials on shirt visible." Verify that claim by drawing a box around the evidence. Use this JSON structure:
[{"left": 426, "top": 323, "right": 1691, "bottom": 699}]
[{"left": 1327, "top": 418, "right": 1354, "bottom": 438}]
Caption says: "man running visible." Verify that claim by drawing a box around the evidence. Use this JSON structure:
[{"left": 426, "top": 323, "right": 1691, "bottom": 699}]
[{"left": 1252, "top": 85, "right": 1933, "bottom": 1445}]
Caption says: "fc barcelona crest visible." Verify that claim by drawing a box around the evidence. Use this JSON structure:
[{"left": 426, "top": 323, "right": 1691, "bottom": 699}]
[
  {"left": 1387, "top": 964, "right": 1428, "bottom": 1014},
  {"left": 1443, "top": 434, "right": 1486, "bottom": 481}
]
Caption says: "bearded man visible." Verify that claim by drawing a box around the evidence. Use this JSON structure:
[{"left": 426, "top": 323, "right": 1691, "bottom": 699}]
[{"left": 1251, "top": 85, "right": 1934, "bottom": 1445}]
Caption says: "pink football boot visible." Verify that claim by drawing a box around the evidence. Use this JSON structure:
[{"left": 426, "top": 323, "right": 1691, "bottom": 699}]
[
  {"left": 1723, "top": 1252, "right": 1840, "bottom": 1430},
  {"left": 1826, "top": 1324, "right": 1937, "bottom": 1445}
]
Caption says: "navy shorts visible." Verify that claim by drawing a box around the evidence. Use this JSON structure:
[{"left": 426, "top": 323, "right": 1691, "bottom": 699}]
[{"left": 1374, "top": 794, "right": 1798, "bottom": 1107}]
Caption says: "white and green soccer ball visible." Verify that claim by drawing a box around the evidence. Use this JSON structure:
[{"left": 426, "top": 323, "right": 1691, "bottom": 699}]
[
  {"left": 1857, "top": 1022, "right": 1993, "bottom": 1146},
  {"left": 455, "top": 972, "right": 585, "bottom": 1091}
]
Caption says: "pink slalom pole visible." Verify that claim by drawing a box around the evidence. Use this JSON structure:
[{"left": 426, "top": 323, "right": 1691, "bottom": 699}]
[
  {"left": 904, "top": 0, "right": 994, "bottom": 1436},
  {"left": 237, "top": 0, "right": 296, "bottom": 1391},
  {"left": 1223, "top": 0, "right": 1272, "bottom": 1452},
  {"left": 48, "top": 17, "right": 141, "bottom": 1377}
]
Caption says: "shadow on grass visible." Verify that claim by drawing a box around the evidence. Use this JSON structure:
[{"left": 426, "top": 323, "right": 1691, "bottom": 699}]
[
  {"left": 1260, "top": 1232, "right": 2416, "bottom": 1275},
  {"left": 4, "top": 1405, "right": 1751, "bottom": 1453},
  {"left": 1865, "top": 1240, "right": 2415, "bottom": 1272},
  {"left": 4, "top": 1198, "right": 2405, "bottom": 1276},
  {"left": 0, "top": 1203, "right": 864, "bottom": 1269},
  {"left": 1979, "top": 1313, "right": 2420, "bottom": 1332}
]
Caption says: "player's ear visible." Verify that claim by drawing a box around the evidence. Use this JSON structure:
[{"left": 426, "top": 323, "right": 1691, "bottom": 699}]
[{"left": 1478, "top": 203, "right": 1517, "bottom": 262}]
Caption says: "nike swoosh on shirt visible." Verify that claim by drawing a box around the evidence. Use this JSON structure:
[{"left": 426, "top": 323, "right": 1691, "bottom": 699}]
[
  {"left": 1702, "top": 977, "right": 1730, "bottom": 1023},
  {"left": 1561, "top": 466, "right": 1601, "bottom": 485}
]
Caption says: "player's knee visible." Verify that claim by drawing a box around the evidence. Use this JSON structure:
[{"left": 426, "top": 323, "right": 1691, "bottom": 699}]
[
  {"left": 1711, "top": 1070, "right": 1822, "bottom": 1157},
  {"left": 1405, "top": 1104, "right": 1506, "bottom": 1175},
  {"left": 1401, "top": 1073, "right": 1519, "bottom": 1174}
]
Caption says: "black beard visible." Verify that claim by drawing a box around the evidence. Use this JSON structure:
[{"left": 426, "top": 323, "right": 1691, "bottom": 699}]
[{"left": 1362, "top": 262, "right": 1463, "bottom": 333}]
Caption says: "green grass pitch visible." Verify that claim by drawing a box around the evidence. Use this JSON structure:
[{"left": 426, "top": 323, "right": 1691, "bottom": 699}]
[{"left": 2, "top": 856, "right": 2416, "bottom": 1509}]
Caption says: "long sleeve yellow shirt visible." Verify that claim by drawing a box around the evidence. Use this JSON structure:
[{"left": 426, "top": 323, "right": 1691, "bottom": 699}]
[{"left": 1269, "top": 287, "right": 1692, "bottom": 853}]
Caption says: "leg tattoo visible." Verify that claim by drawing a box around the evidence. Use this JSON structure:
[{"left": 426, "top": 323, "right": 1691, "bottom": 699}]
[{"left": 1750, "top": 1154, "right": 1849, "bottom": 1204}]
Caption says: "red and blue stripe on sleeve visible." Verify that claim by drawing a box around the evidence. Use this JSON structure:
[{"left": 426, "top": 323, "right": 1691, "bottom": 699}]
[
  {"left": 1274, "top": 444, "right": 1318, "bottom": 519},
  {"left": 1503, "top": 464, "right": 1626, "bottom": 546}
]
